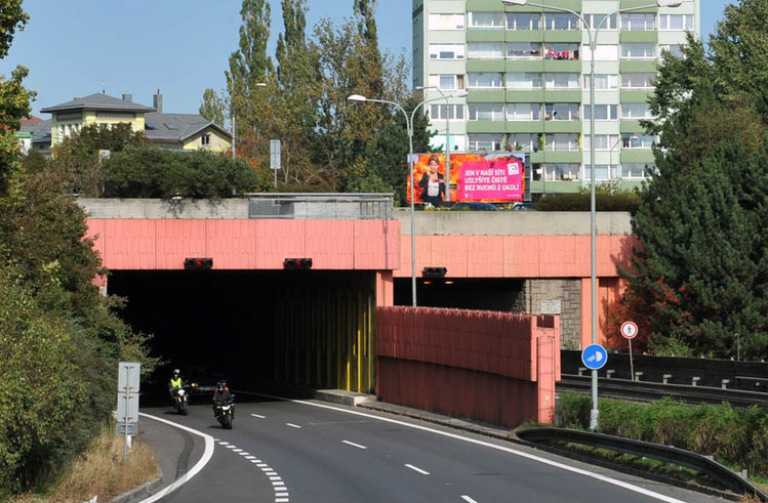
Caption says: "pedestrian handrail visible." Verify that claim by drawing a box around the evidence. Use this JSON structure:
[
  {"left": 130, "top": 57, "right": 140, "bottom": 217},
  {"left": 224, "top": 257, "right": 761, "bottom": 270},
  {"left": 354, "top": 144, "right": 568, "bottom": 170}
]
[
  {"left": 244, "top": 193, "right": 394, "bottom": 220},
  {"left": 515, "top": 427, "right": 768, "bottom": 502}
]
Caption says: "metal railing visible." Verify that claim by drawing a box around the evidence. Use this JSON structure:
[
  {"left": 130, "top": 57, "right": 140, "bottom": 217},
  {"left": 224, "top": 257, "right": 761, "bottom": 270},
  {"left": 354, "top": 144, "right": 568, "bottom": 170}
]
[
  {"left": 244, "top": 193, "right": 394, "bottom": 220},
  {"left": 516, "top": 427, "right": 768, "bottom": 501}
]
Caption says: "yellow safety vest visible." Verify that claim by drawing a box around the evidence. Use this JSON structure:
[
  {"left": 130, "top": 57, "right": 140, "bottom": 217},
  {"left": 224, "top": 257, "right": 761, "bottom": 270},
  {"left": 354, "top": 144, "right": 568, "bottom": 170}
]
[{"left": 171, "top": 377, "right": 182, "bottom": 389}]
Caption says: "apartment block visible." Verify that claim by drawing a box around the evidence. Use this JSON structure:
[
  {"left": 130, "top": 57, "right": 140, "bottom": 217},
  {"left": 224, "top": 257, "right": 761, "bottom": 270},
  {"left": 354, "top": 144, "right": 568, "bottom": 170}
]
[{"left": 412, "top": 0, "right": 700, "bottom": 197}]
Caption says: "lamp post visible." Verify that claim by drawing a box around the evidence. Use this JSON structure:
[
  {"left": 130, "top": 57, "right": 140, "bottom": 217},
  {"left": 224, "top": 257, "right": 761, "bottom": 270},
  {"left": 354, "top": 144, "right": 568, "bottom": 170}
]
[
  {"left": 502, "top": 0, "right": 682, "bottom": 431},
  {"left": 348, "top": 92, "right": 464, "bottom": 307},
  {"left": 416, "top": 87, "right": 468, "bottom": 202},
  {"left": 609, "top": 135, "right": 638, "bottom": 195},
  {"left": 735, "top": 333, "right": 740, "bottom": 361}
]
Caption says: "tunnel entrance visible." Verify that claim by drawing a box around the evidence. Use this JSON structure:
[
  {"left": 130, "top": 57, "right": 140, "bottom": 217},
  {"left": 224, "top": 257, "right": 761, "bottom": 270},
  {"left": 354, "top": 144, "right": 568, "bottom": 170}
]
[
  {"left": 394, "top": 277, "right": 527, "bottom": 311},
  {"left": 108, "top": 270, "right": 377, "bottom": 394}
]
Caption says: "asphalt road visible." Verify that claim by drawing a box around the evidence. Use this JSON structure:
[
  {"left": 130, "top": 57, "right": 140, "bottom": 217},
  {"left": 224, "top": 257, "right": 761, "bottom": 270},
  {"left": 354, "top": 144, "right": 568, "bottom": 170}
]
[{"left": 136, "top": 394, "right": 730, "bottom": 503}]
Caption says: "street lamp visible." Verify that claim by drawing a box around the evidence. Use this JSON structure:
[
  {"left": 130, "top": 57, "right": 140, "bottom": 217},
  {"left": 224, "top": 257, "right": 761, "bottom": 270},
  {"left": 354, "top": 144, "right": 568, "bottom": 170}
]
[
  {"left": 609, "top": 135, "right": 638, "bottom": 195},
  {"left": 502, "top": 0, "right": 682, "bottom": 431},
  {"left": 416, "top": 86, "right": 469, "bottom": 202},
  {"left": 348, "top": 91, "right": 463, "bottom": 307}
]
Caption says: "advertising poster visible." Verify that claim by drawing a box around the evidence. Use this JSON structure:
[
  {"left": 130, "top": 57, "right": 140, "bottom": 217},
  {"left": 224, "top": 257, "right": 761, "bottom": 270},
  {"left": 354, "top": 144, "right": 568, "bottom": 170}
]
[{"left": 407, "top": 152, "right": 526, "bottom": 204}]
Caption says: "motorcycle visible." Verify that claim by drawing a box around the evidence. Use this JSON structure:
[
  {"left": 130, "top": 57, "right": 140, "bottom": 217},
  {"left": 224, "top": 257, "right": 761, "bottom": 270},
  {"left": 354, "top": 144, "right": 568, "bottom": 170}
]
[
  {"left": 172, "top": 387, "right": 189, "bottom": 416},
  {"left": 214, "top": 399, "right": 235, "bottom": 429}
]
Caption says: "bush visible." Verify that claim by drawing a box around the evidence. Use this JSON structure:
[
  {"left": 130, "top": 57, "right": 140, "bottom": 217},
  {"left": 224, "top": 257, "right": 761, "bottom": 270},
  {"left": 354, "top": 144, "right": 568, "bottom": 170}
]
[{"left": 536, "top": 191, "right": 640, "bottom": 213}]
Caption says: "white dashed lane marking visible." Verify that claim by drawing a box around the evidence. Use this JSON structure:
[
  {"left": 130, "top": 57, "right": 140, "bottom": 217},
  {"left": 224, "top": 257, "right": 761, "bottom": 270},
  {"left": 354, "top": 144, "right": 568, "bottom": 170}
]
[
  {"left": 216, "top": 439, "right": 290, "bottom": 503},
  {"left": 405, "top": 463, "right": 430, "bottom": 475},
  {"left": 342, "top": 440, "right": 367, "bottom": 450}
]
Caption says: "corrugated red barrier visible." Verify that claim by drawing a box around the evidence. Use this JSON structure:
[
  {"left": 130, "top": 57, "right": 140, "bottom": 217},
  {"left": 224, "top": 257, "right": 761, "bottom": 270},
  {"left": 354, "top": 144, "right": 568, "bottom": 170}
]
[{"left": 377, "top": 306, "right": 560, "bottom": 429}]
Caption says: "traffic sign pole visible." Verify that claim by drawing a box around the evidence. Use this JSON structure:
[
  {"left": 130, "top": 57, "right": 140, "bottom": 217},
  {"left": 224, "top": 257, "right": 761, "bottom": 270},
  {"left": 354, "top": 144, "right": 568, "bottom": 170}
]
[
  {"left": 581, "top": 344, "right": 607, "bottom": 431},
  {"left": 621, "top": 322, "right": 638, "bottom": 382}
]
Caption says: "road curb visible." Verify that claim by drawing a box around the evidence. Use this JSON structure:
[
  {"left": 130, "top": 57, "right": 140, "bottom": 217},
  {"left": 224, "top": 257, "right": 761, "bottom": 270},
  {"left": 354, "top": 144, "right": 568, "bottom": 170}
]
[{"left": 109, "top": 473, "right": 163, "bottom": 503}]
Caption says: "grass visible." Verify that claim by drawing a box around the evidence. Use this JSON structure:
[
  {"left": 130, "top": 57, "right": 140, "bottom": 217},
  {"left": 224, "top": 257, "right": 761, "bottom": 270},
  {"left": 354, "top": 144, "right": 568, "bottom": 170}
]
[{"left": 11, "top": 424, "right": 159, "bottom": 503}]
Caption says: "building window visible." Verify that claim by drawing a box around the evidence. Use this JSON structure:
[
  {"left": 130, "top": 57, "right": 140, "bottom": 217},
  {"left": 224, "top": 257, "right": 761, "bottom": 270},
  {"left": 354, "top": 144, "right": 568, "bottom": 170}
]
[
  {"left": 507, "top": 12, "right": 540, "bottom": 30},
  {"left": 621, "top": 13, "right": 656, "bottom": 31},
  {"left": 430, "top": 104, "right": 465, "bottom": 121},
  {"left": 468, "top": 134, "right": 503, "bottom": 152},
  {"left": 507, "top": 72, "right": 543, "bottom": 89},
  {"left": 582, "top": 45, "right": 618, "bottom": 61},
  {"left": 621, "top": 103, "right": 654, "bottom": 120},
  {"left": 429, "top": 44, "right": 465, "bottom": 60},
  {"left": 621, "top": 73, "right": 656, "bottom": 89},
  {"left": 543, "top": 43, "right": 579, "bottom": 61},
  {"left": 468, "top": 12, "right": 505, "bottom": 29},
  {"left": 622, "top": 133, "right": 655, "bottom": 148},
  {"left": 584, "top": 74, "right": 619, "bottom": 90},
  {"left": 621, "top": 43, "right": 656, "bottom": 60},
  {"left": 659, "top": 14, "right": 694, "bottom": 31},
  {"left": 467, "top": 42, "right": 504, "bottom": 60},
  {"left": 586, "top": 13, "right": 617, "bottom": 30},
  {"left": 507, "top": 103, "right": 541, "bottom": 121},
  {"left": 545, "top": 103, "right": 580, "bottom": 121},
  {"left": 544, "top": 133, "right": 579, "bottom": 152},
  {"left": 467, "top": 72, "right": 503, "bottom": 89},
  {"left": 543, "top": 163, "right": 579, "bottom": 181},
  {"left": 507, "top": 42, "right": 542, "bottom": 59},
  {"left": 661, "top": 45, "right": 685, "bottom": 58},
  {"left": 583, "top": 104, "right": 619, "bottom": 121},
  {"left": 545, "top": 13, "right": 580, "bottom": 30},
  {"left": 583, "top": 135, "right": 620, "bottom": 151},
  {"left": 545, "top": 73, "right": 580, "bottom": 89},
  {"left": 622, "top": 163, "right": 654, "bottom": 179},
  {"left": 584, "top": 165, "right": 612, "bottom": 181},
  {"left": 509, "top": 133, "right": 541, "bottom": 152},
  {"left": 429, "top": 74, "right": 464, "bottom": 90},
  {"left": 468, "top": 103, "right": 504, "bottom": 121},
  {"left": 428, "top": 13, "right": 465, "bottom": 30},
  {"left": 202, "top": 134, "right": 211, "bottom": 146}
]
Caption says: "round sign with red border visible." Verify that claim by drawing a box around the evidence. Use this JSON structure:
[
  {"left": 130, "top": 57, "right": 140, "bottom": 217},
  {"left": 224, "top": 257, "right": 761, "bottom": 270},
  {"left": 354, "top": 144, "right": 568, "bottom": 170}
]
[{"left": 621, "top": 321, "right": 638, "bottom": 339}]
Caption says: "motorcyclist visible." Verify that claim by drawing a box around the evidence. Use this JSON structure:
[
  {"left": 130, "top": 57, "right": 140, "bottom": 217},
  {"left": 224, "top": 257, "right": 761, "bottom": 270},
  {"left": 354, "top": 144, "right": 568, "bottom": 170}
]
[
  {"left": 212, "top": 380, "right": 233, "bottom": 417},
  {"left": 169, "top": 369, "right": 184, "bottom": 400}
]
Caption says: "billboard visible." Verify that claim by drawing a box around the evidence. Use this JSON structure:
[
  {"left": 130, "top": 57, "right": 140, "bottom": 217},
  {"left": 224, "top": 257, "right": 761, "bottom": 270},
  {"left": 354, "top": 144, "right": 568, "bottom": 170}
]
[{"left": 407, "top": 152, "right": 527, "bottom": 205}]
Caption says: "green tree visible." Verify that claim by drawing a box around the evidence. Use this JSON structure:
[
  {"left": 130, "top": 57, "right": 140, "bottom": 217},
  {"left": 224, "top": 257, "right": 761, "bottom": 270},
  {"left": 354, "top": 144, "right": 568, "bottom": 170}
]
[
  {"left": 622, "top": 0, "right": 768, "bottom": 359},
  {"left": 226, "top": 0, "right": 272, "bottom": 134},
  {"left": 199, "top": 87, "right": 226, "bottom": 126},
  {"left": 100, "top": 145, "right": 270, "bottom": 198}
]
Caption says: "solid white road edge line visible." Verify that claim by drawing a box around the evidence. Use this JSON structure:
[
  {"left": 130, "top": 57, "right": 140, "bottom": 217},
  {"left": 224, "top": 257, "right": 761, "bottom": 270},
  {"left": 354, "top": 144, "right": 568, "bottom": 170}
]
[
  {"left": 136, "top": 413, "right": 215, "bottom": 503},
  {"left": 254, "top": 393, "right": 692, "bottom": 503}
]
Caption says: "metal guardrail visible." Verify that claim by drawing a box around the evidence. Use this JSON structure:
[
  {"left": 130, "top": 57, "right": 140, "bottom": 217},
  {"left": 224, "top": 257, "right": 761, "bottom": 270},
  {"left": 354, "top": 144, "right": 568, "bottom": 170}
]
[
  {"left": 559, "top": 374, "right": 768, "bottom": 407},
  {"left": 244, "top": 193, "right": 394, "bottom": 220},
  {"left": 516, "top": 427, "right": 768, "bottom": 501}
]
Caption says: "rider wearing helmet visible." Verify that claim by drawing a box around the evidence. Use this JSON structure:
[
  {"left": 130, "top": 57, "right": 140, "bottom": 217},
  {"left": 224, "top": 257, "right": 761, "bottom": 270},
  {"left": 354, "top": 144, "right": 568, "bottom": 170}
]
[
  {"left": 169, "top": 369, "right": 184, "bottom": 399},
  {"left": 212, "top": 380, "right": 233, "bottom": 417}
]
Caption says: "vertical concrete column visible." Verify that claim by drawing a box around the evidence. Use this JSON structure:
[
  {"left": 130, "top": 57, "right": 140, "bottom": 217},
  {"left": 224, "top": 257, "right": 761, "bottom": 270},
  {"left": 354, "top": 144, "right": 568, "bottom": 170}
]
[
  {"left": 536, "top": 335, "right": 557, "bottom": 424},
  {"left": 376, "top": 271, "right": 394, "bottom": 307}
]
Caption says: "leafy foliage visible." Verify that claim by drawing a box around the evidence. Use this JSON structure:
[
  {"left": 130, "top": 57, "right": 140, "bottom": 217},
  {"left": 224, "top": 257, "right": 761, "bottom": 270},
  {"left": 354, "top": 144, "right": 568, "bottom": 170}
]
[
  {"left": 101, "top": 146, "right": 271, "bottom": 199},
  {"left": 622, "top": 0, "right": 768, "bottom": 359}
]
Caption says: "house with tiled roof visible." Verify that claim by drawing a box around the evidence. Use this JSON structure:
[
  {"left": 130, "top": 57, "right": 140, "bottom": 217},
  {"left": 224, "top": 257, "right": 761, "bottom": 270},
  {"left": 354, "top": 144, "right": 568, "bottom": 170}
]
[{"left": 24, "top": 91, "right": 231, "bottom": 155}]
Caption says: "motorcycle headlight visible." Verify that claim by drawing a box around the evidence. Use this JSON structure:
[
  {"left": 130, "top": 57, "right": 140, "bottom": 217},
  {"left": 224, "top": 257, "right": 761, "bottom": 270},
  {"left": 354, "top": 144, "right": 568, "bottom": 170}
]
[{"left": 178, "top": 389, "right": 185, "bottom": 396}]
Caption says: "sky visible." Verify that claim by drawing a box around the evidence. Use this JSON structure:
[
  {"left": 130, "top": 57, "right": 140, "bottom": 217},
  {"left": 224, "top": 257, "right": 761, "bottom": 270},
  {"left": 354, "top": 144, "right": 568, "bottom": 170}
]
[{"left": 3, "top": 0, "right": 733, "bottom": 118}]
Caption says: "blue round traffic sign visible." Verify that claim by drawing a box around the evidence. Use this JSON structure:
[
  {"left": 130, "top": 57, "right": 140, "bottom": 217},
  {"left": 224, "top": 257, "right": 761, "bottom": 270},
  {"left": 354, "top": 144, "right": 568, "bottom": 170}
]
[{"left": 581, "top": 344, "right": 608, "bottom": 370}]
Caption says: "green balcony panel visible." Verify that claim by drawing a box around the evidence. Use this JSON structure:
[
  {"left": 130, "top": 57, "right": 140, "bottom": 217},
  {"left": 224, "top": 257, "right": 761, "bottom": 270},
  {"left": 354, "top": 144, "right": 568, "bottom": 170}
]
[
  {"left": 506, "top": 89, "right": 545, "bottom": 102},
  {"left": 505, "top": 31, "right": 545, "bottom": 43},
  {"left": 468, "top": 90, "right": 507, "bottom": 103},
  {"left": 467, "top": 60, "right": 507, "bottom": 73},
  {"left": 619, "top": 0, "right": 658, "bottom": 12},
  {"left": 620, "top": 60, "right": 659, "bottom": 73},
  {"left": 466, "top": 30, "right": 507, "bottom": 43},
  {"left": 506, "top": 121, "right": 544, "bottom": 133},
  {"left": 620, "top": 90, "right": 652, "bottom": 103},
  {"left": 467, "top": 0, "right": 506, "bottom": 11},
  {"left": 620, "top": 150, "right": 655, "bottom": 163},
  {"left": 499, "top": 0, "right": 582, "bottom": 12},
  {"left": 619, "top": 31, "right": 658, "bottom": 44},
  {"left": 530, "top": 151, "right": 546, "bottom": 163},
  {"left": 620, "top": 120, "right": 648, "bottom": 133},
  {"left": 505, "top": 60, "right": 545, "bottom": 73},
  {"left": 531, "top": 180, "right": 583, "bottom": 195},
  {"left": 543, "top": 90, "right": 582, "bottom": 102},
  {"left": 467, "top": 121, "right": 506, "bottom": 134},
  {"left": 542, "top": 60, "right": 581, "bottom": 73},
  {"left": 543, "top": 121, "right": 582, "bottom": 133},
  {"left": 542, "top": 151, "right": 582, "bottom": 163},
  {"left": 542, "top": 31, "right": 583, "bottom": 43}
]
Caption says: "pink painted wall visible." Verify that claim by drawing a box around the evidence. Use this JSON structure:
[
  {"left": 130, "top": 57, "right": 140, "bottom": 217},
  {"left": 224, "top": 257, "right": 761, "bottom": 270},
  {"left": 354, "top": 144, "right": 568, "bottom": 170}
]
[
  {"left": 85, "top": 219, "right": 400, "bottom": 271},
  {"left": 377, "top": 306, "right": 560, "bottom": 428}
]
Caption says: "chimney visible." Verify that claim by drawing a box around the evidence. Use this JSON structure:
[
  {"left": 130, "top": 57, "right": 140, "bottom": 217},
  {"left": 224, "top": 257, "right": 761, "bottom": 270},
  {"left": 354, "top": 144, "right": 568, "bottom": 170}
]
[
  {"left": 122, "top": 93, "right": 132, "bottom": 102},
  {"left": 153, "top": 89, "right": 163, "bottom": 113}
]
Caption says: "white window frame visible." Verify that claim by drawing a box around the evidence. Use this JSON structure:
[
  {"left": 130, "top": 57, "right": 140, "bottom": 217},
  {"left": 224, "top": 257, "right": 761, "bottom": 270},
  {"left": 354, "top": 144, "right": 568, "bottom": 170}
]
[
  {"left": 468, "top": 103, "right": 505, "bottom": 122},
  {"left": 468, "top": 12, "right": 505, "bottom": 29},
  {"left": 428, "top": 13, "right": 465, "bottom": 30},
  {"left": 584, "top": 74, "right": 619, "bottom": 90},
  {"left": 507, "top": 72, "right": 543, "bottom": 89},
  {"left": 506, "top": 12, "right": 541, "bottom": 30},
  {"left": 429, "top": 44, "right": 465, "bottom": 60},
  {"left": 583, "top": 104, "right": 619, "bottom": 121},
  {"left": 468, "top": 133, "right": 504, "bottom": 152},
  {"left": 507, "top": 103, "right": 541, "bottom": 121},
  {"left": 467, "top": 42, "right": 504, "bottom": 60}
]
